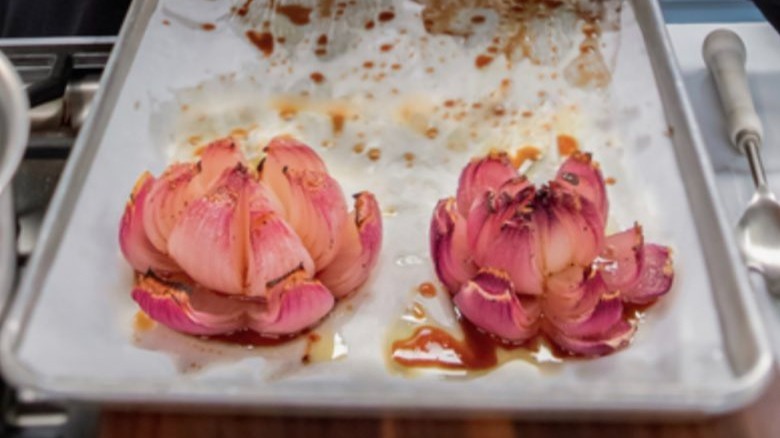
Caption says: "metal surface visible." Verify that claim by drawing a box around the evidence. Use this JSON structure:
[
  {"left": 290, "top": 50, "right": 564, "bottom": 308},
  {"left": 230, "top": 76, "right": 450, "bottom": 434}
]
[
  {"left": 0, "top": 38, "right": 112, "bottom": 157},
  {"left": 0, "top": 42, "right": 27, "bottom": 327},
  {"left": 0, "top": 0, "right": 772, "bottom": 417},
  {"left": 0, "top": 188, "right": 16, "bottom": 328},
  {"left": 0, "top": 50, "right": 28, "bottom": 197},
  {"left": 702, "top": 29, "right": 780, "bottom": 296},
  {"left": 632, "top": 2, "right": 772, "bottom": 401},
  {"left": 0, "top": 38, "right": 111, "bottom": 438},
  {"left": 745, "top": 139, "right": 768, "bottom": 188}
]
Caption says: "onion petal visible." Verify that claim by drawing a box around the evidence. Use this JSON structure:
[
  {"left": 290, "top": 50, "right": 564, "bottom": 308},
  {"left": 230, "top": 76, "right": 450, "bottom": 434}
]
[
  {"left": 188, "top": 138, "right": 246, "bottom": 197},
  {"left": 429, "top": 198, "right": 475, "bottom": 293},
  {"left": 167, "top": 166, "right": 247, "bottom": 294},
  {"left": 245, "top": 183, "right": 315, "bottom": 297},
  {"left": 497, "top": 176, "right": 532, "bottom": 199},
  {"left": 317, "top": 192, "right": 383, "bottom": 298},
  {"left": 132, "top": 273, "right": 246, "bottom": 336},
  {"left": 598, "top": 225, "right": 644, "bottom": 293},
  {"left": 544, "top": 274, "right": 635, "bottom": 356},
  {"left": 262, "top": 136, "right": 327, "bottom": 174},
  {"left": 543, "top": 266, "right": 601, "bottom": 322},
  {"left": 534, "top": 187, "right": 602, "bottom": 274},
  {"left": 274, "top": 169, "right": 348, "bottom": 269},
  {"left": 142, "top": 163, "right": 197, "bottom": 253},
  {"left": 555, "top": 152, "right": 608, "bottom": 228},
  {"left": 456, "top": 151, "right": 518, "bottom": 217},
  {"left": 453, "top": 269, "right": 539, "bottom": 342},
  {"left": 470, "top": 194, "right": 544, "bottom": 295},
  {"left": 249, "top": 270, "right": 335, "bottom": 335},
  {"left": 623, "top": 244, "right": 674, "bottom": 305},
  {"left": 545, "top": 317, "right": 635, "bottom": 357},
  {"left": 119, "top": 172, "right": 179, "bottom": 273}
]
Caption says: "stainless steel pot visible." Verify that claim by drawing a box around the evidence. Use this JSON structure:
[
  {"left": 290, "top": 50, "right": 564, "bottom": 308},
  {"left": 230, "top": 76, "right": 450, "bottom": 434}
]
[
  {"left": 0, "top": 50, "right": 28, "bottom": 193},
  {"left": 0, "top": 50, "right": 30, "bottom": 318}
]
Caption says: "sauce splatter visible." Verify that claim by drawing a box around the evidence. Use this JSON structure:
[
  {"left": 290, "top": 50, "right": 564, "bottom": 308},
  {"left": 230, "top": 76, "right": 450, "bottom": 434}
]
[
  {"left": 471, "top": 15, "right": 486, "bottom": 24},
  {"left": 353, "top": 143, "right": 366, "bottom": 154},
  {"left": 301, "top": 332, "right": 322, "bottom": 364},
  {"left": 411, "top": 303, "right": 426, "bottom": 320},
  {"left": 605, "top": 177, "right": 617, "bottom": 185},
  {"left": 317, "top": 34, "right": 328, "bottom": 45},
  {"left": 512, "top": 146, "right": 542, "bottom": 169},
  {"left": 201, "top": 23, "right": 216, "bottom": 31},
  {"left": 236, "top": 0, "right": 254, "bottom": 17},
  {"left": 367, "top": 148, "right": 381, "bottom": 161},
  {"left": 380, "top": 43, "right": 394, "bottom": 52},
  {"left": 330, "top": 111, "right": 346, "bottom": 135},
  {"left": 391, "top": 318, "right": 521, "bottom": 371},
  {"left": 230, "top": 128, "right": 249, "bottom": 139},
  {"left": 162, "top": 19, "right": 171, "bottom": 26},
  {"left": 319, "top": 0, "right": 335, "bottom": 18},
  {"left": 556, "top": 134, "right": 579, "bottom": 156},
  {"left": 272, "top": 98, "right": 301, "bottom": 120},
  {"left": 418, "top": 282, "right": 437, "bottom": 298},
  {"left": 365, "top": 20, "right": 375, "bottom": 30},
  {"left": 310, "top": 72, "right": 325, "bottom": 83},
  {"left": 187, "top": 135, "right": 203, "bottom": 146},
  {"left": 134, "top": 312, "right": 155, "bottom": 332},
  {"left": 378, "top": 11, "right": 396, "bottom": 22},
  {"left": 475, "top": 55, "right": 493, "bottom": 68},
  {"left": 363, "top": 61, "right": 374, "bottom": 69},
  {"left": 425, "top": 127, "right": 439, "bottom": 139},
  {"left": 277, "top": 4, "right": 313, "bottom": 26},
  {"left": 246, "top": 30, "right": 274, "bottom": 57},
  {"left": 403, "top": 152, "right": 416, "bottom": 167},
  {"left": 207, "top": 329, "right": 302, "bottom": 347}
]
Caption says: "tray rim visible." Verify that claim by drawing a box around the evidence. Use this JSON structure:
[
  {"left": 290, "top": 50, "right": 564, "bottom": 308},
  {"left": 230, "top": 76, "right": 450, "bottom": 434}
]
[
  {"left": 0, "top": 0, "right": 773, "bottom": 417},
  {"left": 0, "top": 188, "right": 16, "bottom": 328}
]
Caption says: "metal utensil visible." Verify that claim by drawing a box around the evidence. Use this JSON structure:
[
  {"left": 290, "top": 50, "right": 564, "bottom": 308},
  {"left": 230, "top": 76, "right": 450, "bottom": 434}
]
[
  {"left": 0, "top": 49, "right": 29, "bottom": 321},
  {"left": 703, "top": 29, "right": 780, "bottom": 295}
]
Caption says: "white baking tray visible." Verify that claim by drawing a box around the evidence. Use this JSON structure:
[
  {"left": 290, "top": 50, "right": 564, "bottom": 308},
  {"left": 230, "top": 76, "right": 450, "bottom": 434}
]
[{"left": 0, "top": 0, "right": 772, "bottom": 417}]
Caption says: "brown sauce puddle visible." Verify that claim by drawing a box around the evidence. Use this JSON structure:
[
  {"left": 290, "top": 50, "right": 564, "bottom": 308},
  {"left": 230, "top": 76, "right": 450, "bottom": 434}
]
[
  {"left": 391, "top": 303, "right": 652, "bottom": 373},
  {"left": 207, "top": 329, "right": 303, "bottom": 347},
  {"left": 391, "top": 317, "right": 528, "bottom": 371}
]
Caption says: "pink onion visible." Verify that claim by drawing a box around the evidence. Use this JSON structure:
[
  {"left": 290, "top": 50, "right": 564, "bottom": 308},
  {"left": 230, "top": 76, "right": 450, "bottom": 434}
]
[
  {"left": 119, "top": 137, "right": 382, "bottom": 337},
  {"left": 431, "top": 151, "right": 673, "bottom": 356},
  {"left": 119, "top": 173, "right": 179, "bottom": 274}
]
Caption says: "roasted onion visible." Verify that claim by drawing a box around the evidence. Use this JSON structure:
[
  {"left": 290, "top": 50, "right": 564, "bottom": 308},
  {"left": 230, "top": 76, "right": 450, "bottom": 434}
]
[
  {"left": 120, "top": 137, "right": 382, "bottom": 337},
  {"left": 430, "top": 151, "right": 673, "bottom": 356}
]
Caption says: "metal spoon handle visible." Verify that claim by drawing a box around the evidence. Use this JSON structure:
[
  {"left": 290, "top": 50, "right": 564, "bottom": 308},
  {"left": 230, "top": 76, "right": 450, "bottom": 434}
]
[
  {"left": 703, "top": 29, "right": 764, "bottom": 154},
  {"left": 745, "top": 138, "right": 769, "bottom": 191}
]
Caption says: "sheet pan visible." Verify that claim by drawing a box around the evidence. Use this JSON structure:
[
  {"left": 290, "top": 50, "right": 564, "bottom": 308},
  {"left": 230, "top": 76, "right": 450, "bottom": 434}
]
[{"left": 0, "top": 0, "right": 772, "bottom": 417}]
